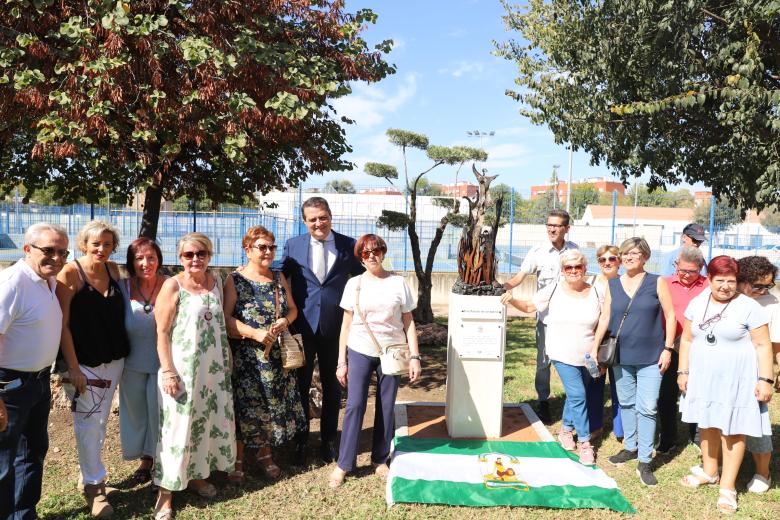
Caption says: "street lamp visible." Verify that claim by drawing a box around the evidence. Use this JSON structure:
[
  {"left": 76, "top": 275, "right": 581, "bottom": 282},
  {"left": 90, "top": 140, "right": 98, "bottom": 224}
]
[{"left": 466, "top": 130, "right": 495, "bottom": 150}]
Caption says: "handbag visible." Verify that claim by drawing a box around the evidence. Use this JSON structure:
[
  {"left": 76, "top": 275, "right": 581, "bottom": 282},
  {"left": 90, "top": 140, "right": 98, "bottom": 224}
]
[
  {"left": 597, "top": 274, "right": 647, "bottom": 367},
  {"left": 355, "top": 275, "right": 410, "bottom": 376},
  {"left": 273, "top": 274, "right": 305, "bottom": 370}
]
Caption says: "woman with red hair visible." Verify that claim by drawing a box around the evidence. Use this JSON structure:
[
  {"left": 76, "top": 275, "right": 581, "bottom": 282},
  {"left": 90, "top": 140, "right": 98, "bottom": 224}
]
[{"left": 677, "top": 256, "right": 774, "bottom": 514}]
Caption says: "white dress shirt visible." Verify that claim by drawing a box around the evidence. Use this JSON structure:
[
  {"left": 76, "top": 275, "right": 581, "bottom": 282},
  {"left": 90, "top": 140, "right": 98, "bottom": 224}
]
[
  {"left": 0, "top": 259, "right": 63, "bottom": 371},
  {"left": 308, "top": 232, "right": 337, "bottom": 281}
]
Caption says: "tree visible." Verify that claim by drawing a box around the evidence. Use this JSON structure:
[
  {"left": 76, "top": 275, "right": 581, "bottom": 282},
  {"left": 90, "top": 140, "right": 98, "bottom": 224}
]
[
  {"left": 365, "top": 129, "right": 487, "bottom": 324},
  {"left": 567, "top": 184, "right": 600, "bottom": 219},
  {"left": 760, "top": 206, "right": 780, "bottom": 231},
  {"left": 621, "top": 185, "right": 696, "bottom": 208},
  {"left": 497, "top": 0, "right": 780, "bottom": 212},
  {"left": 0, "top": 2, "right": 394, "bottom": 239},
  {"left": 410, "top": 177, "right": 443, "bottom": 196},
  {"left": 487, "top": 183, "right": 521, "bottom": 224},
  {"left": 694, "top": 197, "right": 742, "bottom": 230},
  {"left": 324, "top": 180, "right": 356, "bottom": 194}
]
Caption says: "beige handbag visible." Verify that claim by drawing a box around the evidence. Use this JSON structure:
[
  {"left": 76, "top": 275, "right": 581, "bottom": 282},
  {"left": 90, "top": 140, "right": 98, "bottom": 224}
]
[
  {"left": 355, "top": 275, "right": 410, "bottom": 376},
  {"left": 273, "top": 275, "right": 305, "bottom": 370}
]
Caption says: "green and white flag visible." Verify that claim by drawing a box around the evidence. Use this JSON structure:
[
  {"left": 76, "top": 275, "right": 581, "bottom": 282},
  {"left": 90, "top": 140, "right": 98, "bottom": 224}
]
[{"left": 387, "top": 437, "right": 635, "bottom": 513}]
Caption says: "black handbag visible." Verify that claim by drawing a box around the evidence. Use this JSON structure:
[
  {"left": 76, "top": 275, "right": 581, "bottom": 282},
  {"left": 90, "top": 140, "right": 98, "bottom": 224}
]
[{"left": 597, "top": 275, "right": 647, "bottom": 367}]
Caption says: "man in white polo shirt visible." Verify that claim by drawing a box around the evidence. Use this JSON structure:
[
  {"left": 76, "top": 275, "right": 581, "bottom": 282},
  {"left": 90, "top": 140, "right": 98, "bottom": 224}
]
[
  {"left": 504, "top": 209, "right": 577, "bottom": 424},
  {"left": 0, "top": 223, "right": 69, "bottom": 520}
]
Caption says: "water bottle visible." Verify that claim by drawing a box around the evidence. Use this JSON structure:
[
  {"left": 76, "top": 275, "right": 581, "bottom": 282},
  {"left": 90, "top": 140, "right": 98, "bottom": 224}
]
[{"left": 584, "top": 353, "right": 600, "bottom": 378}]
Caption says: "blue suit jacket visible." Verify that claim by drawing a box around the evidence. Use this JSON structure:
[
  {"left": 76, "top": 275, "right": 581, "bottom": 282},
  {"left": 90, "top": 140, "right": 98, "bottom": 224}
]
[{"left": 281, "top": 231, "right": 364, "bottom": 339}]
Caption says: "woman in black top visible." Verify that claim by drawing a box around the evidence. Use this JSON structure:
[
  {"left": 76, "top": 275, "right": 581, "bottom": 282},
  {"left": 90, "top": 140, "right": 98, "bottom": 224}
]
[{"left": 57, "top": 220, "right": 129, "bottom": 519}]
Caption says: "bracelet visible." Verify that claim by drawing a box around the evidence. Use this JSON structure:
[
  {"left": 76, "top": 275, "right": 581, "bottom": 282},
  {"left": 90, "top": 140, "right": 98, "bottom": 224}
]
[
  {"left": 410, "top": 355, "right": 422, "bottom": 361},
  {"left": 664, "top": 346, "right": 674, "bottom": 352},
  {"left": 164, "top": 373, "right": 181, "bottom": 381},
  {"left": 677, "top": 370, "right": 689, "bottom": 375},
  {"left": 758, "top": 376, "right": 774, "bottom": 385}
]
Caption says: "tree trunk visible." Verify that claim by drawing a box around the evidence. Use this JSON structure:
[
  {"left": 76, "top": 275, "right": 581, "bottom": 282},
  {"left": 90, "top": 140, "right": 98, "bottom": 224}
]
[
  {"left": 139, "top": 183, "right": 163, "bottom": 240},
  {"left": 413, "top": 276, "right": 434, "bottom": 324}
]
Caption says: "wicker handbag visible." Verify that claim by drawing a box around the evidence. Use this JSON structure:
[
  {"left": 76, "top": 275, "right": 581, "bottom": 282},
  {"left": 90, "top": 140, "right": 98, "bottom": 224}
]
[
  {"left": 274, "top": 275, "right": 305, "bottom": 370},
  {"left": 355, "top": 275, "right": 410, "bottom": 376}
]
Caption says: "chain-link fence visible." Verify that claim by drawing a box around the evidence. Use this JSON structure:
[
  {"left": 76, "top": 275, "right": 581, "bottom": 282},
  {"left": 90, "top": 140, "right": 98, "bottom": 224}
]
[{"left": 1, "top": 186, "right": 777, "bottom": 274}]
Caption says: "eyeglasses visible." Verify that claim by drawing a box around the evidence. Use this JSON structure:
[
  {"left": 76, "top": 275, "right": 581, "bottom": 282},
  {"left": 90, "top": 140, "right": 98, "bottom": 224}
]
[
  {"left": 181, "top": 250, "right": 209, "bottom": 260},
  {"left": 597, "top": 256, "right": 618, "bottom": 265},
  {"left": 676, "top": 268, "right": 699, "bottom": 276},
  {"left": 360, "top": 248, "right": 384, "bottom": 259},
  {"left": 546, "top": 223, "right": 566, "bottom": 229},
  {"left": 250, "top": 244, "right": 277, "bottom": 253},
  {"left": 621, "top": 251, "right": 643, "bottom": 258},
  {"left": 563, "top": 264, "right": 584, "bottom": 272},
  {"left": 751, "top": 282, "right": 775, "bottom": 292},
  {"left": 30, "top": 244, "right": 70, "bottom": 258}
]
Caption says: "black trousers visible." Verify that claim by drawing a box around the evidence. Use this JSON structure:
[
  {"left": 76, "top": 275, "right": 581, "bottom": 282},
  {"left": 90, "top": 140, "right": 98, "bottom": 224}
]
[
  {"left": 297, "top": 330, "right": 341, "bottom": 444},
  {"left": 657, "top": 350, "right": 697, "bottom": 445}
]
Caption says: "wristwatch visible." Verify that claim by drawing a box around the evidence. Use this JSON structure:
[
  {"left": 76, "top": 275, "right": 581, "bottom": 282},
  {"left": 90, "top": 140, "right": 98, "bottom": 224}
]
[
  {"left": 410, "top": 355, "right": 422, "bottom": 361},
  {"left": 663, "top": 346, "right": 674, "bottom": 352},
  {"left": 758, "top": 376, "right": 774, "bottom": 385}
]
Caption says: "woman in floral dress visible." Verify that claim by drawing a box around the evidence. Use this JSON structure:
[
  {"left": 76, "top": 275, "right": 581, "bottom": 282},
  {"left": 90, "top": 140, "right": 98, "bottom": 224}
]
[
  {"left": 224, "top": 225, "right": 305, "bottom": 482},
  {"left": 152, "top": 233, "right": 235, "bottom": 520}
]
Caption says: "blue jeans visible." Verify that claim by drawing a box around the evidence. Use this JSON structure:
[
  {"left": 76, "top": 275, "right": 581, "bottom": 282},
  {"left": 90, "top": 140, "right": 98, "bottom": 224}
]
[
  {"left": 614, "top": 363, "right": 662, "bottom": 463},
  {"left": 535, "top": 321, "right": 551, "bottom": 402},
  {"left": 553, "top": 361, "right": 594, "bottom": 442},
  {"left": 0, "top": 368, "right": 51, "bottom": 520},
  {"left": 608, "top": 367, "right": 624, "bottom": 439}
]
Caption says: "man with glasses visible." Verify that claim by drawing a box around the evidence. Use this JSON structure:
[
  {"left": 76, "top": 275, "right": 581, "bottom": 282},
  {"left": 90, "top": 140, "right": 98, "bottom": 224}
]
[
  {"left": 657, "top": 246, "right": 708, "bottom": 455},
  {"left": 736, "top": 256, "right": 780, "bottom": 493},
  {"left": 0, "top": 223, "right": 69, "bottom": 520},
  {"left": 661, "top": 223, "right": 707, "bottom": 276},
  {"left": 504, "top": 209, "right": 577, "bottom": 423},
  {"left": 282, "top": 197, "right": 364, "bottom": 464}
]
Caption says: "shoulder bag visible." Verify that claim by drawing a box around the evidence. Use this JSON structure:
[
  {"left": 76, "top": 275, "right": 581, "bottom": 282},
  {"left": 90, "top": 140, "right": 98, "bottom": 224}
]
[
  {"left": 355, "top": 275, "right": 410, "bottom": 376},
  {"left": 597, "top": 274, "right": 646, "bottom": 367},
  {"left": 273, "top": 272, "right": 305, "bottom": 370}
]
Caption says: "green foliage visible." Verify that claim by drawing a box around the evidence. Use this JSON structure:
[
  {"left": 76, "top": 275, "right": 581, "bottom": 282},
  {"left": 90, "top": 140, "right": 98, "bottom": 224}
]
[
  {"left": 487, "top": 183, "right": 521, "bottom": 224},
  {"left": 415, "top": 178, "right": 443, "bottom": 196},
  {"left": 386, "top": 128, "right": 429, "bottom": 150},
  {"left": 694, "top": 197, "right": 742, "bottom": 229},
  {"left": 761, "top": 206, "right": 780, "bottom": 230},
  {"left": 567, "top": 184, "right": 601, "bottom": 219},
  {"left": 497, "top": 0, "right": 780, "bottom": 212},
  {"left": 376, "top": 210, "right": 410, "bottom": 231},
  {"left": 0, "top": 1, "right": 394, "bottom": 226},
  {"left": 364, "top": 162, "right": 398, "bottom": 181},
  {"left": 324, "top": 179, "right": 356, "bottom": 194}
]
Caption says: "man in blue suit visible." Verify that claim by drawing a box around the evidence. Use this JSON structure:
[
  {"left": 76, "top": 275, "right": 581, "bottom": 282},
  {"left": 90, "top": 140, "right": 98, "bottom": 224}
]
[{"left": 282, "top": 197, "right": 364, "bottom": 464}]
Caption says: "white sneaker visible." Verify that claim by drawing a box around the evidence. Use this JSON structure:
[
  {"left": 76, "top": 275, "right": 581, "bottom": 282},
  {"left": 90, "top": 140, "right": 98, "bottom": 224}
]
[{"left": 746, "top": 473, "right": 771, "bottom": 493}]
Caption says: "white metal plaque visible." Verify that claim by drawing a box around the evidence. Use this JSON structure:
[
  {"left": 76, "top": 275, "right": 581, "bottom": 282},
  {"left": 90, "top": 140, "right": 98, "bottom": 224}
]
[{"left": 455, "top": 321, "right": 503, "bottom": 359}]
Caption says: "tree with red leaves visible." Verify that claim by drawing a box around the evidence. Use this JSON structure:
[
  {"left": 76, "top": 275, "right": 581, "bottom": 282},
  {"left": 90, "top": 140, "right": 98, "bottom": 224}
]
[{"left": 0, "top": 0, "right": 394, "bottom": 238}]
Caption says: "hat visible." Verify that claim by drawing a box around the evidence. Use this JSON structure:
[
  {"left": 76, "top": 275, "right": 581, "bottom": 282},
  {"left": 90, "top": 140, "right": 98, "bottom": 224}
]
[{"left": 682, "top": 223, "right": 706, "bottom": 242}]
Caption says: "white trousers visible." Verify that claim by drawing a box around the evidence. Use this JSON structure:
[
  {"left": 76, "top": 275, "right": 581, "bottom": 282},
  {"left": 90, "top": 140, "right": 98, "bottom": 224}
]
[{"left": 65, "top": 358, "right": 124, "bottom": 485}]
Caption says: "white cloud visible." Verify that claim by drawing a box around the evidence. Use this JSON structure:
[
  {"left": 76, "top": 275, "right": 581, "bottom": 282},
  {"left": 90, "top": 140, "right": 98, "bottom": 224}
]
[
  {"left": 484, "top": 142, "right": 532, "bottom": 170},
  {"left": 331, "top": 74, "right": 417, "bottom": 129},
  {"left": 438, "top": 61, "right": 486, "bottom": 78}
]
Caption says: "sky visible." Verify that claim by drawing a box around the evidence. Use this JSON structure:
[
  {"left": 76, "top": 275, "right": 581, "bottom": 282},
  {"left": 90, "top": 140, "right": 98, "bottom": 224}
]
[{"left": 312, "top": 0, "right": 619, "bottom": 198}]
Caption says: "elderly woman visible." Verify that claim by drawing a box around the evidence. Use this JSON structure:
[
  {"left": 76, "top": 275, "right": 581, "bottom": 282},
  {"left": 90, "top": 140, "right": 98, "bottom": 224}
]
[
  {"left": 735, "top": 256, "right": 779, "bottom": 494},
  {"left": 56, "top": 220, "right": 130, "bottom": 518},
  {"left": 328, "top": 234, "right": 421, "bottom": 488},
  {"left": 678, "top": 256, "right": 774, "bottom": 514},
  {"left": 152, "top": 233, "right": 235, "bottom": 520},
  {"left": 118, "top": 238, "right": 167, "bottom": 485},
  {"left": 504, "top": 249, "right": 603, "bottom": 464},
  {"left": 590, "top": 245, "right": 623, "bottom": 442},
  {"left": 223, "top": 225, "right": 306, "bottom": 483},
  {"left": 591, "top": 237, "right": 676, "bottom": 487}
]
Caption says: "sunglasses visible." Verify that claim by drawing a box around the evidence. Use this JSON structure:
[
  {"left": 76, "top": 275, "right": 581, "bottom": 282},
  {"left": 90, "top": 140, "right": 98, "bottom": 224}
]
[
  {"left": 181, "top": 250, "right": 209, "bottom": 260},
  {"left": 30, "top": 244, "right": 70, "bottom": 258},
  {"left": 752, "top": 283, "right": 775, "bottom": 292},
  {"left": 563, "top": 264, "right": 584, "bottom": 272},
  {"left": 597, "top": 255, "right": 618, "bottom": 265},
  {"left": 360, "top": 248, "right": 384, "bottom": 259},
  {"left": 250, "top": 244, "right": 277, "bottom": 253}
]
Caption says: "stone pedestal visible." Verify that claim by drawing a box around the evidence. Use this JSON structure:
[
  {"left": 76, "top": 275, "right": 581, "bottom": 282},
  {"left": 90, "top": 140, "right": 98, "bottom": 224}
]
[{"left": 445, "top": 293, "right": 507, "bottom": 438}]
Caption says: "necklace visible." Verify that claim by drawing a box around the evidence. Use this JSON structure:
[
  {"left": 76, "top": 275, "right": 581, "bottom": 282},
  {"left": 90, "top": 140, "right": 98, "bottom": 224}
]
[
  {"left": 134, "top": 276, "right": 159, "bottom": 314},
  {"left": 203, "top": 286, "right": 213, "bottom": 321},
  {"left": 699, "top": 296, "right": 734, "bottom": 345}
]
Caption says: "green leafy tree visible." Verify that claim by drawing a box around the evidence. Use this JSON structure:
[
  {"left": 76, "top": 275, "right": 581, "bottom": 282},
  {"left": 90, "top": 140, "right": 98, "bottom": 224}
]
[
  {"left": 497, "top": 0, "right": 780, "bottom": 212},
  {"left": 324, "top": 180, "right": 356, "bottom": 194},
  {"left": 761, "top": 206, "right": 780, "bottom": 231},
  {"left": 410, "top": 177, "right": 443, "bottom": 196},
  {"left": 694, "top": 197, "right": 742, "bottom": 230},
  {"left": 0, "top": 1, "right": 394, "bottom": 238},
  {"left": 487, "top": 183, "right": 522, "bottom": 224},
  {"left": 365, "top": 129, "right": 487, "bottom": 323},
  {"left": 567, "top": 184, "right": 601, "bottom": 219},
  {"left": 621, "top": 185, "right": 696, "bottom": 208}
]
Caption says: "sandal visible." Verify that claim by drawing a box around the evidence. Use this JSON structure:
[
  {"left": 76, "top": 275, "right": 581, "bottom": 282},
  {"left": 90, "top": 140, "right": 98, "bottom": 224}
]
[
  {"left": 133, "top": 456, "right": 154, "bottom": 485},
  {"left": 680, "top": 465, "right": 719, "bottom": 488},
  {"left": 228, "top": 460, "right": 245, "bottom": 485},
  {"left": 186, "top": 480, "right": 216, "bottom": 498},
  {"left": 153, "top": 490, "right": 173, "bottom": 520},
  {"left": 716, "top": 488, "right": 738, "bottom": 514},
  {"left": 328, "top": 467, "right": 346, "bottom": 489},
  {"left": 257, "top": 448, "right": 281, "bottom": 480}
]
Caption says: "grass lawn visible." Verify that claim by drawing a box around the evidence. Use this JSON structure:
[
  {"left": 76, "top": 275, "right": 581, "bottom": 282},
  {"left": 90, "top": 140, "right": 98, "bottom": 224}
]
[{"left": 39, "top": 318, "right": 779, "bottom": 519}]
